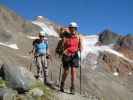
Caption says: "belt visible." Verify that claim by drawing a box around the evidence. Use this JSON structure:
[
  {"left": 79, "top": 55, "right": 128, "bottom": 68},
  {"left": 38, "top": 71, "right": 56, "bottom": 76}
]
[
  {"left": 64, "top": 52, "right": 77, "bottom": 57},
  {"left": 35, "top": 53, "right": 46, "bottom": 57}
]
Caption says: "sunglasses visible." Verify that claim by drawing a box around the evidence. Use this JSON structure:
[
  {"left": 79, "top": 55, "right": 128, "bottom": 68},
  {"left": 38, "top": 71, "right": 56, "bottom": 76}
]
[
  {"left": 39, "top": 35, "right": 44, "bottom": 37},
  {"left": 69, "top": 27, "right": 77, "bottom": 30}
]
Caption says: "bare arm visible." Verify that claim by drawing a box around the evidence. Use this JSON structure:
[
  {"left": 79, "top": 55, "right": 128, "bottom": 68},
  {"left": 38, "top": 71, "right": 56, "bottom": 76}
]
[{"left": 29, "top": 40, "right": 36, "bottom": 55}]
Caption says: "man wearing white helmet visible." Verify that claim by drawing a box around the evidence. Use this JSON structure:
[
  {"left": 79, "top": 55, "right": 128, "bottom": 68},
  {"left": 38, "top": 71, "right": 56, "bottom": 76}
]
[
  {"left": 69, "top": 22, "right": 79, "bottom": 28},
  {"left": 30, "top": 31, "right": 50, "bottom": 85},
  {"left": 60, "top": 22, "right": 82, "bottom": 94}
]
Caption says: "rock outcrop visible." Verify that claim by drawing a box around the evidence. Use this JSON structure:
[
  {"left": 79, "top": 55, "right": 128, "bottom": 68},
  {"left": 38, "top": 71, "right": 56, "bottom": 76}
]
[
  {"left": 115, "top": 34, "right": 133, "bottom": 60},
  {"left": 98, "top": 29, "right": 121, "bottom": 45}
]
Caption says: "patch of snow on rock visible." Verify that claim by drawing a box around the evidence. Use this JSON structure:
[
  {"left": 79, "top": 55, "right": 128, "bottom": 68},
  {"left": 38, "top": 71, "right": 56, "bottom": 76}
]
[{"left": 0, "top": 42, "right": 19, "bottom": 50}]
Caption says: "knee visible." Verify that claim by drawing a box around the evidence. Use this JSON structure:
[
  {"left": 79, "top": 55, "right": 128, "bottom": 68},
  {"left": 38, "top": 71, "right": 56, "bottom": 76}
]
[
  {"left": 72, "top": 67, "right": 76, "bottom": 73},
  {"left": 64, "top": 68, "right": 69, "bottom": 74},
  {"left": 71, "top": 68, "right": 77, "bottom": 78}
]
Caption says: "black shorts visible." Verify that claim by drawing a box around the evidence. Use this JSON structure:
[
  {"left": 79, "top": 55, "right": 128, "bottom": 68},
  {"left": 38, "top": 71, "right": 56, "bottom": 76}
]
[{"left": 62, "top": 53, "right": 79, "bottom": 69}]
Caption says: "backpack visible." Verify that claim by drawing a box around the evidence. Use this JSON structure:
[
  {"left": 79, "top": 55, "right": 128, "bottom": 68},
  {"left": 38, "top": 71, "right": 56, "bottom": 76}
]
[
  {"left": 55, "top": 39, "right": 64, "bottom": 57},
  {"left": 55, "top": 31, "right": 71, "bottom": 57},
  {"left": 64, "top": 34, "right": 80, "bottom": 55},
  {"left": 55, "top": 31, "right": 80, "bottom": 56}
]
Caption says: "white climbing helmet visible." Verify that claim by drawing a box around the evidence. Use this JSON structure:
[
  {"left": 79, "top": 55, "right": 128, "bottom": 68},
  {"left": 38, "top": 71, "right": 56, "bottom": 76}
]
[
  {"left": 69, "top": 22, "right": 79, "bottom": 28},
  {"left": 39, "top": 31, "right": 45, "bottom": 36}
]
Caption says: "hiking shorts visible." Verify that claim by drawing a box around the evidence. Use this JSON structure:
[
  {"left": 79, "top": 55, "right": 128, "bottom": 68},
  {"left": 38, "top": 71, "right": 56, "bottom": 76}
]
[{"left": 62, "top": 53, "right": 79, "bottom": 69}]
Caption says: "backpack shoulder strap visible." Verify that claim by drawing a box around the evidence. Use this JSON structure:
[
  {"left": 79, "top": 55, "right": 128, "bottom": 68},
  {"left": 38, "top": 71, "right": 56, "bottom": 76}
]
[{"left": 33, "top": 39, "right": 39, "bottom": 46}]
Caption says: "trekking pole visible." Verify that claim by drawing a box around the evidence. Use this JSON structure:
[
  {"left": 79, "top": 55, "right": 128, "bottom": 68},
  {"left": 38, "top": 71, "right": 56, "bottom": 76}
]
[
  {"left": 29, "top": 58, "right": 33, "bottom": 71},
  {"left": 27, "top": 51, "right": 34, "bottom": 71},
  {"left": 58, "top": 63, "right": 62, "bottom": 88},
  {"left": 79, "top": 35, "right": 82, "bottom": 94},
  {"left": 79, "top": 50, "right": 82, "bottom": 94}
]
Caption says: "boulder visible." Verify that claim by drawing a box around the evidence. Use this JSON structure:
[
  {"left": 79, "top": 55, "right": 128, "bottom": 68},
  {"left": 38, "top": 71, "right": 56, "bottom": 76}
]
[
  {"left": 1, "top": 64, "right": 37, "bottom": 92},
  {"left": 0, "top": 88, "right": 17, "bottom": 100}
]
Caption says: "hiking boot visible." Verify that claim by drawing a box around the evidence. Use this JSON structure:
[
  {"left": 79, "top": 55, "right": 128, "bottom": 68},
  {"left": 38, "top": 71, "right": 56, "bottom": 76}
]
[
  {"left": 60, "top": 87, "right": 64, "bottom": 92},
  {"left": 44, "top": 80, "right": 53, "bottom": 87},
  {"left": 60, "top": 82, "right": 64, "bottom": 92},
  {"left": 70, "top": 87, "right": 75, "bottom": 95},
  {"left": 34, "top": 75, "right": 39, "bottom": 79}
]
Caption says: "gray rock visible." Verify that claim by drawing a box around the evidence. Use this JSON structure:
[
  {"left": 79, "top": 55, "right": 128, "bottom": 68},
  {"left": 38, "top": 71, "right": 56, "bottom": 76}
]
[
  {"left": 0, "top": 88, "right": 17, "bottom": 100},
  {"left": 1, "top": 64, "right": 37, "bottom": 92}
]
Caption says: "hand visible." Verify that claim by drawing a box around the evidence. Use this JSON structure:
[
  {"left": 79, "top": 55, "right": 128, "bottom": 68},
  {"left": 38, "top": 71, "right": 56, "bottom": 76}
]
[
  {"left": 29, "top": 50, "right": 33, "bottom": 54},
  {"left": 63, "top": 49, "right": 68, "bottom": 55},
  {"left": 46, "top": 54, "right": 51, "bottom": 59},
  {"left": 78, "top": 48, "right": 82, "bottom": 52}
]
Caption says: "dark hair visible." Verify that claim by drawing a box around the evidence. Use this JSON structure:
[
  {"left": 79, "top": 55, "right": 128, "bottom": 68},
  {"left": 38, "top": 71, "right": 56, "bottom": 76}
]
[{"left": 39, "top": 35, "right": 44, "bottom": 37}]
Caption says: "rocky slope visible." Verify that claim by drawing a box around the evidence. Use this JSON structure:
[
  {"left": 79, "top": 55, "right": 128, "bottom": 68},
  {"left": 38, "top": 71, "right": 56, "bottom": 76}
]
[
  {"left": 0, "top": 5, "right": 41, "bottom": 41},
  {"left": 0, "top": 5, "right": 55, "bottom": 100},
  {"left": 115, "top": 34, "right": 133, "bottom": 60}
]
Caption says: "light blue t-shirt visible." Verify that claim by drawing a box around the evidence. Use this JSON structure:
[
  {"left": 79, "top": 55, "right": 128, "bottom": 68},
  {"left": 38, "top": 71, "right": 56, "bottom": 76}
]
[{"left": 34, "top": 39, "right": 48, "bottom": 55}]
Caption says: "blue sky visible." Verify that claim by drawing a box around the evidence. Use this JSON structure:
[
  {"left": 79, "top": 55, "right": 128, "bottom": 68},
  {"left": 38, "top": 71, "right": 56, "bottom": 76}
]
[{"left": 0, "top": 0, "right": 133, "bottom": 35}]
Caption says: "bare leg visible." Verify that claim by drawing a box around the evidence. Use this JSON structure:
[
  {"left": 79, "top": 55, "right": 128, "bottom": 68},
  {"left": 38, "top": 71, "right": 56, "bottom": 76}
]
[
  {"left": 60, "top": 67, "right": 69, "bottom": 91},
  {"left": 71, "top": 67, "right": 76, "bottom": 88}
]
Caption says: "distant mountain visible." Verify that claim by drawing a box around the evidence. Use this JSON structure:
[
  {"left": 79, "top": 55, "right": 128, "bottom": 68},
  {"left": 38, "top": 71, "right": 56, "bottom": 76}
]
[
  {"left": 32, "top": 16, "right": 60, "bottom": 37},
  {"left": 98, "top": 29, "right": 121, "bottom": 45}
]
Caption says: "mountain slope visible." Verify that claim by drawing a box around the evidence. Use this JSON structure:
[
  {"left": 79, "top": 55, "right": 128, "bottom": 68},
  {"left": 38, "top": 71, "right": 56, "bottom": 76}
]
[
  {"left": 0, "top": 5, "right": 41, "bottom": 66},
  {"left": 0, "top": 5, "right": 41, "bottom": 34}
]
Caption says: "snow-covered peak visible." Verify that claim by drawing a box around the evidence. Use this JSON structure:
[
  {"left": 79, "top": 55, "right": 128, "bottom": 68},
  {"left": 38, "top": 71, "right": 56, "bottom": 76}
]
[
  {"left": 36, "top": 16, "right": 45, "bottom": 22},
  {"left": 32, "top": 16, "right": 59, "bottom": 37},
  {"left": 37, "top": 16, "right": 44, "bottom": 19}
]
